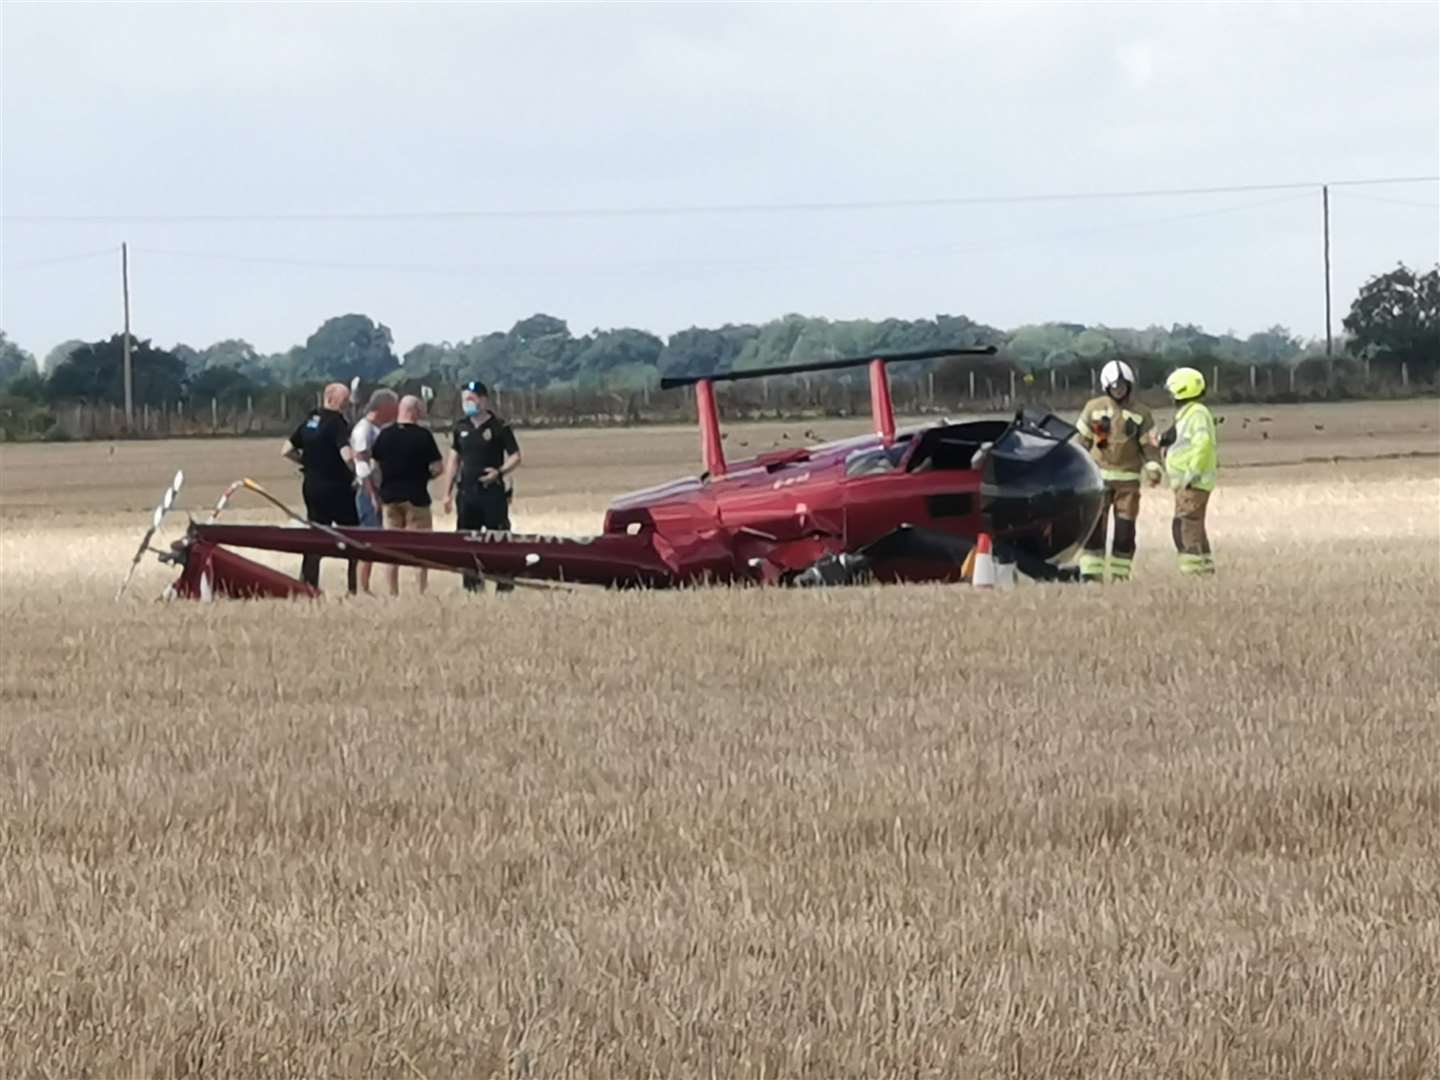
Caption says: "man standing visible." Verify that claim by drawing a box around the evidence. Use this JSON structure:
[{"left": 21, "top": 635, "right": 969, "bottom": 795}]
[
  {"left": 371, "top": 394, "right": 443, "bottom": 596},
  {"left": 350, "top": 388, "right": 399, "bottom": 593},
  {"left": 1074, "top": 360, "right": 1163, "bottom": 582},
  {"left": 282, "top": 381, "right": 357, "bottom": 592},
  {"left": 442, "top": 380, "right": 522, "bottom": 593},
  {"left": 1160, "top": 366, "right": 1219, "bottom": 577}
]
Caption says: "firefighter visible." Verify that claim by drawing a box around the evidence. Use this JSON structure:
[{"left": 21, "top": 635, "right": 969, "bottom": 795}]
[
  {"left": 1074, "top": 360, "right": 1162, "bottom": 582},
  {"left": 1159, "top": 366, "right": 1218, "bottom": 577}
]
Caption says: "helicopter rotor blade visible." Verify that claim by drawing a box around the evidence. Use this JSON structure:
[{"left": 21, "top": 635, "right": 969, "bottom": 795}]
[{"left": 116, "top": 469, "right": 186, "bottom": 600}]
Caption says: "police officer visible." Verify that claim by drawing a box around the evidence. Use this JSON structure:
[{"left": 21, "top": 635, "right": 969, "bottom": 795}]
[
  {"left": 281, "top": 381, "right": 358, "bottom": 592},
  {"left": 1074, "top": 360, "right": 1163, "bottom": 582},
  {"left": 442, "top": 380, "right": 522, "bottom": 592}
]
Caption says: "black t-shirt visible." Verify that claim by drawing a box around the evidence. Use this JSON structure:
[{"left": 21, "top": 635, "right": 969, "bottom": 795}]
[
  {"left": 289, "top": 409, "right": 352, "bottom": 488},
  {"left": 451, "top": 413, "right": 519, "bottom": 487},
  {"left": 372, "top": 423, "right": 442, "bottom": 507}
]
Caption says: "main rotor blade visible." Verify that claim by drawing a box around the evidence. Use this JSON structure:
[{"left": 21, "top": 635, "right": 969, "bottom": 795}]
[{"left": 660, "top": 344, "right": 998, "bottom": 389}]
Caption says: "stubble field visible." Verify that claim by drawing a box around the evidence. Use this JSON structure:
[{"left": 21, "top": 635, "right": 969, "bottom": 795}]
[{"left": 2, "top": 399, "right": 1439, "bottom": 1078}]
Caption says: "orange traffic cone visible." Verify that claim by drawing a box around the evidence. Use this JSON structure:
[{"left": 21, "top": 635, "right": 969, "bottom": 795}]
[{"left": 972, "top": 533, "right": 996, "bottom": 590}]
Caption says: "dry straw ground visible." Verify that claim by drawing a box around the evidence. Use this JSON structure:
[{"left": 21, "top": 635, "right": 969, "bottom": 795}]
[{"left": 2, "top": 400, "right": 1438, "bottom": 1078}]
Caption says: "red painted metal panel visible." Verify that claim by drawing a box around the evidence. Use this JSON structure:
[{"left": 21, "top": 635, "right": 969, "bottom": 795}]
[
  {"left": 869, "top": 358, "right": 896, "bottom": 444},
  {"left": 173, "top": 542, "right": 321, "bottom": 600},
  {"left": 695, "top": 378, "right": 726, "bottom": 478}
]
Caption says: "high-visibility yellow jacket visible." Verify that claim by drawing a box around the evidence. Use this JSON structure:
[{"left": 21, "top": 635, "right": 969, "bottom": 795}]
[
  {"left": 1075, "top": 395, "right": 1160, "bottom": 482},
  {"left": 1164, "top": 401, "right": 1218, "bottom": 491}
]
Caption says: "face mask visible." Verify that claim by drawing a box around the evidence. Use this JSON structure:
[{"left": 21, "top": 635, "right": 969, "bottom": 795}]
[{"left": 462, "top": 401, "right": 480, "bottom": 417}]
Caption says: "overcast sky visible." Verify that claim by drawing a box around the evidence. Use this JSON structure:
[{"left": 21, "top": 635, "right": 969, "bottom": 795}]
[{"left": 2, "top": 2, "right": 1437, "bottom": 360}]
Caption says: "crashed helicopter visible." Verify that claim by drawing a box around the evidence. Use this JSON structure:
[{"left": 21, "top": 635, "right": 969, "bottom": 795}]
[{"left": 120, "top": 346, "right": 1105, "bottom": 600}]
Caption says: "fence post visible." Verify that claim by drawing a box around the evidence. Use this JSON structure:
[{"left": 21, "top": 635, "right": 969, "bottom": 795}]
[
  {"left": 1212, "top": 366, "right": 1220, "bottom": 395},
  {"left": 280, "top": 392, "right": 288, "bottom": 422},
  {"left": 1364, "top": 357, "right": 1371, "bottom": 385},
  {"left": 109, "top": 404, "right": 116, "bottom": 432},
  {"left": 1049, "top": 369, "right": 1057, "bottom": 393},
  {"left": 1249, "top": 365, "right": 1256, "bottom": 391},
  {"left": 143, "top": 403, "right": 150, "bottom": 432},
  {"left": 1009, "top": 371, "right": 1016, "bottom": 401},
  {"left": 986, "top": 377, "right": 994, "bottom": 401},
  {"left": 927, "top": 371, "right": 935, "bottom": 407},
  {"left": 1289, "top": 366, "right": 1296, "bottom": 393},
  {"left": 1091, "top": 367, "right": 1098, "bottom": 392},
  {"left": 1402, "top": 362, "right": 1409, "bottom": 389},
  {"left": 247, "top": 395, "right": 254, "bottom": 433},
  {"left": 75, "top": 404, "right": 83, "bottom": 435},
  {"left": 968, "top": 370, "right": 975, "bottom": 400},
  {"left": 211, "top": 397, "right": 218, "bottom": 431}
]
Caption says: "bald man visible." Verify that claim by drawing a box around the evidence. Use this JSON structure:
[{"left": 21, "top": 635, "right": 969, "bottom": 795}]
[
  {"left": 371, "top": 394, "right": 443, "bottom": 595},
  {"left": 282, "top": 381, "right": 358, "bottom": 591}
]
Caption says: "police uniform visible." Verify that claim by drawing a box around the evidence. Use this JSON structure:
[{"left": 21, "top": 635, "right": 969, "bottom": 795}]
[
  {"left": 452, "top": 411, "right": 520, "bottom": 591},
  {"left": 288, "top": 407, "right": 358, "bottom": 590}
]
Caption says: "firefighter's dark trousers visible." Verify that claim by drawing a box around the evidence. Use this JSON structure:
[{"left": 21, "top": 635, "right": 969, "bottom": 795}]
[
  {"left": 1172, "top": 487, "right": 1215, "bottom": 576},
  {"left": 1080, "top": 480, "right": 1141, "bottom": 582}
]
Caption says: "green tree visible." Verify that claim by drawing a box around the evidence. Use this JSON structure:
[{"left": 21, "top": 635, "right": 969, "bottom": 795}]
[
  {"left": 280, "top": 315, "right": 399, "bottom": 383},
  {"left": 401, "top": 341, "right": 464, "bottom": 383},
  {"left": 660, "top": 324, "right": 762, "bottom": 377},
  {"left": 1343, "top": 263, "right": 1440, "bottom": 381},
  {"left": 1005, "top": 324, "right": 1079, "bottom": 369},
  {"left": 0, "top": 331, "right": 38, "bottom": 388},
  {"left": 1242, "top": 325, "right": 1304, "bottom": 366},
  {"left": 47, "top": 335, "right": 186, "bottom": 405},
  {"left": 43, "top": 339, "right": 86, "bottom": 374},
  {"left": 189, "top": 365, "right": 258, "bottom": 406}
]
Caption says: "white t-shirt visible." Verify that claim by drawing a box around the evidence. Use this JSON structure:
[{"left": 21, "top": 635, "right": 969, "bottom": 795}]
[{"left": 350, "top": 416, "right": 383, "bottom": 481}]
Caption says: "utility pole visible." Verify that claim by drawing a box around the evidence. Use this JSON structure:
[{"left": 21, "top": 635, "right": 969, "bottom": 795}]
[
  {"left": 122, "top": 242, "right": 134, "bottom": 428},
  {"left": 1322, "top": 185, "right": 1334, "bottom": 383}
]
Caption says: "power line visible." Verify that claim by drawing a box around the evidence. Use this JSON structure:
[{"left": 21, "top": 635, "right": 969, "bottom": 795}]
[
  {"left": 1331, "top": 190, "right": 1440, "bottom": 210},
  {"left": 3, "top": 246, "right": 117, "bottom": 269},
  {"left": 4, "top": 175, "right": 1436, "bottom": 225},
  {"left": 127, "top": 191, "right": 1317, "bottom": 279}
]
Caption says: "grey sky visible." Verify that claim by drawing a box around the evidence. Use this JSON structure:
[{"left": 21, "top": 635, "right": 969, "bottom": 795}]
[{"left": 2, "top": 2, "right": 1436, "bottom": 361}]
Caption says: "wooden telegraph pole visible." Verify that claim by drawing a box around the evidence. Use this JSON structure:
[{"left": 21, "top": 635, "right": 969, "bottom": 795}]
[
  {"left": 122, "top": 242, "right": 134, "bottom": 428},
  {"left": 1322, "top": 185, "right": 1334, "bottom": 384}
]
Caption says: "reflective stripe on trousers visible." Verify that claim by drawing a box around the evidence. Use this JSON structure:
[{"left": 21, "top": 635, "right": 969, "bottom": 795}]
[{"left": 1178, "top": 552, "right": 1215, "bottom": 575}]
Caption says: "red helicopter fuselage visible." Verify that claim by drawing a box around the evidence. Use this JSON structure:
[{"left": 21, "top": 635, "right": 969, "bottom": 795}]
[{"left": 161, "top": 348, "right": 1103, "bottom": 598}]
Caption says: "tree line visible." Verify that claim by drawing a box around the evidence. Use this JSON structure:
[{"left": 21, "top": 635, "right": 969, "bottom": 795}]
[{"left": 0, "top": 263, "right": 1434, "bottom": 440}]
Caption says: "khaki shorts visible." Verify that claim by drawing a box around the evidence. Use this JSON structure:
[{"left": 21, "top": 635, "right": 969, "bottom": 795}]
[{"left": 383, "top": 501, "right": 433, "bottom": 530}]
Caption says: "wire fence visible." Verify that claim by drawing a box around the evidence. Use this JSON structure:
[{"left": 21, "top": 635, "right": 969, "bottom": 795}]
[{"left": 4, "top": 356, "right": 1429, "bottom": 444}]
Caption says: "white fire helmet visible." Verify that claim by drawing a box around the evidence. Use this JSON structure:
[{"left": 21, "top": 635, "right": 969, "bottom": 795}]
[{"left": 1100, "top": 360, "right": 1136, "bottom": 393}]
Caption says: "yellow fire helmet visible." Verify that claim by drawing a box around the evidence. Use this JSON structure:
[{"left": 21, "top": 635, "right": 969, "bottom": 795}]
[{"left": 1165, "top": 366, "right": 1206, "bottom": 402}]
